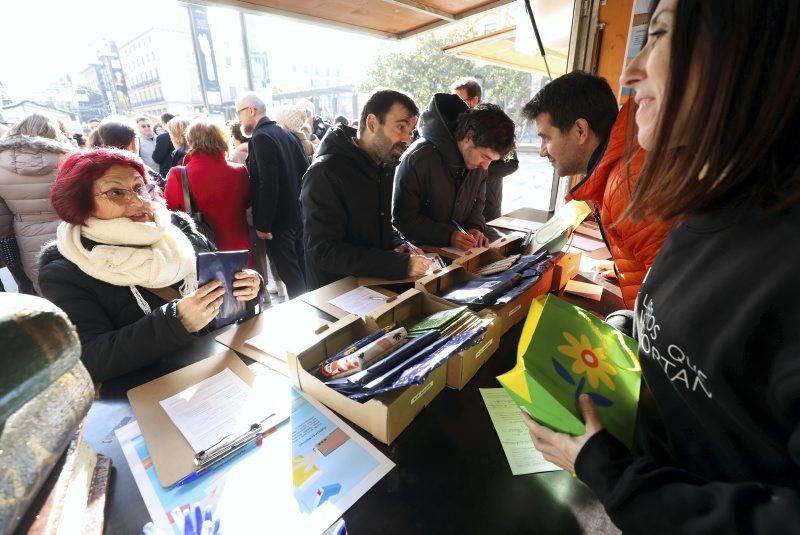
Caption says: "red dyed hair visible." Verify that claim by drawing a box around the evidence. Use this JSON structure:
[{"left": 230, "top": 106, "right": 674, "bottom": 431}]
[{"left": 51, "top": 148, "right": 150, "bottom": 225}]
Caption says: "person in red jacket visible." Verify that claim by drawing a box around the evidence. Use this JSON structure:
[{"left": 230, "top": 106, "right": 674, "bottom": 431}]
[
  {"left": 164, "top": 120, "right": 252, "bottom": 263},
  {"left": 522, "top": 71, "right": 670, "bottom": 308}
]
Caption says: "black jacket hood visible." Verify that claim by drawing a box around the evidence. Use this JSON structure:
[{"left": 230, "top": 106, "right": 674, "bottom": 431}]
[{"left": 418, "top": 93, "right": 469, "bottom": 170}]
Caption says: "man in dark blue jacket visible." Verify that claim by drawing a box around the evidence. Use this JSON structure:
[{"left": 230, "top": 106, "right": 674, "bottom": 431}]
[{"left": 236, "top": 93, "right": 308, "bottom": 298}]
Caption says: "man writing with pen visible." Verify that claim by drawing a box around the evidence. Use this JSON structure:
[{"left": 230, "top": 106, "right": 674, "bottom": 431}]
[
  {"left": 301, "top": 89, "right": 432, "bottom": 290},
  {"left": 392, "top": 93, "right": 516, "bottom": 251}
]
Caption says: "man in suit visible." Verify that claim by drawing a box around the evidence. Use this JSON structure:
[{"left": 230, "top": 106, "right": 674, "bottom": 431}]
[
  {"left": 236, "top": 93, "right": 309, "bottom": 298},
  {"left": 151, "top": 112, "right": 176, "bottom": 177}
]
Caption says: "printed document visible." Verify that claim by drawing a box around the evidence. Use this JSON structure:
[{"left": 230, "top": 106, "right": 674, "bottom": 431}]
[
  {"left": 119, "top": 378, "right": 394, "bottom": 534},
  {"left": 480, "top": 388, "right": 561, "bottom": 475},
  {"left": 160, "top": 368, "right": 273, "bottom": 454},
  {"left": 328, "top": 286, "right": 389, "bottom": 317}
]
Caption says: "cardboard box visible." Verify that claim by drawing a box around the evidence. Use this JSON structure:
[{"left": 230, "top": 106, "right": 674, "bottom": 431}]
[
  {"left": 416, "top": 262, "right": 553, "bottom": 335},
  {"left": 453, "top": 246, "right": 502, "bottom": 273},
  {"left": 287, "top": 314, "right": 446, "bottom": 444},
  {"left": 444, "top": 313, "right": 499, "bottom": 390},
  {"left": 486, "top": 232, "right": 526, "bottom": 257},
  {"left": 551, "top": 252, "right": 582, "bottom": 291},
  {"left": 215, "top": 297, "right": 336, "bottom": 379},
  {"left": 420, "top": 233, "right": 524, "bottom": 269},
  {"left": 300, "top": 276, "right": 398, "bottom": 320},
  {"left": 367, "top": 289, "right": 500, "bottom": 390},
  {"left": 420, "top": 244, "right": 486, "bottom": 263}
]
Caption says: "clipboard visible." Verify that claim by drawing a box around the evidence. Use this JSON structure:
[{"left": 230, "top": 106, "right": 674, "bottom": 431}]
[{"left": 127, "top": 350, "right": 287, "bottom": 488}]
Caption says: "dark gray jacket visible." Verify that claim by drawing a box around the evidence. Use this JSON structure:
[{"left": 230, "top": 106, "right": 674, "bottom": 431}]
[
  {"left": 392, "top": 93, "right": 487, "bottom": 246},
  {"left": 301, "top": 124, "right": 409, "bottom": 290}
]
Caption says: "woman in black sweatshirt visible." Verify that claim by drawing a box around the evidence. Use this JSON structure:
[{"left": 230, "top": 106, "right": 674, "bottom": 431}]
[{"left": 521, "top": 0, "right": 800, "bottom": 532}]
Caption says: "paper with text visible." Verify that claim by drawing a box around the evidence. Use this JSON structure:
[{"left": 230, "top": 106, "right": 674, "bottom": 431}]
[
  {"left": 160, "top": 368, "right": 271, "bottom": 454},
  {"left": 328, "top": 286, "right": 389, "bottom": 317},
  {"left": 480, "top": 388, "right": 561, "bottom": 475},
  {"left": 119, "top": 382, "right": 394, "bottom": 535}
]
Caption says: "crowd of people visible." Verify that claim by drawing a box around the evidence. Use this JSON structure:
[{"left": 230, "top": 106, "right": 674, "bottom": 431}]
[
  {"left": 1, "top": 0, "right": 799, "bottom": 529},
  {"left": 0, "top": 80, "right": 528, "bottom": 375}
]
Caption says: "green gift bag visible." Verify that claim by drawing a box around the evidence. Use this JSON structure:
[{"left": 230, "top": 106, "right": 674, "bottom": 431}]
[{"left": 497, "top": 294, "right": 641, "bottom": 448}]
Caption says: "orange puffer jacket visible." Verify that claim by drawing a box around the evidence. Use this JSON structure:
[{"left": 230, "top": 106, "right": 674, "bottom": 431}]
[{"left": 568, "top": 100, "right": 671, "bottom": 309}]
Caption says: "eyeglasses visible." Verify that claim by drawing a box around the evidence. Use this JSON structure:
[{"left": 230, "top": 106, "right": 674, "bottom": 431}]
[
  {"left": 139, "top": 123, "right": 152, "bottom": 128},
  {"left": 236, "top": 106, "right": 254, "bottom": 115},
  {"left": 95, "top": 183, "right": 156, "bottom": 205}
]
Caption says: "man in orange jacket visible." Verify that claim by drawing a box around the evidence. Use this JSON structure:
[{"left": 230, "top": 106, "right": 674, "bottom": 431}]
[{"left": 522, "top": 71, "right": 670, "bottom": 308}]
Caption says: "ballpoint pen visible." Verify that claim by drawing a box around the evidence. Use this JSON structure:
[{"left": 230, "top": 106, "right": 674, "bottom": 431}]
[
  {"left": 173, "top": 431, "right": 264, "bottom": 487},
  {"left": 450, "top": 219, "right": 468, "bottom": 234},
  {"left": 451, "top": 219, "right": 480, "bottom": 248},
  {"left": 175, "top": 416, "right": 277, "bottom": 488}
]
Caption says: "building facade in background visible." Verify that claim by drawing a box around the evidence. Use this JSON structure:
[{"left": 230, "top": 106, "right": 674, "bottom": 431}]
[{"left": 119, "top": 25, "right": 205, "bottom": 117}]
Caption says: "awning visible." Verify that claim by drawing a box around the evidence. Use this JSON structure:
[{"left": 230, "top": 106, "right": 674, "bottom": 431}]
[
  {"left": 441, "top": 26, "right": 568, "bottom": 75},
  {"left": 198, "top": 0, "right": 516, "bottom": 39}
]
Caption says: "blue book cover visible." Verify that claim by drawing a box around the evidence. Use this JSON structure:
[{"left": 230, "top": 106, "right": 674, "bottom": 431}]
[
  {"left": 196, "top": 250, "right": 249, "bottom": 328},
  {"left": 440, "top": 272, "right": 521, "bottom": 306}
]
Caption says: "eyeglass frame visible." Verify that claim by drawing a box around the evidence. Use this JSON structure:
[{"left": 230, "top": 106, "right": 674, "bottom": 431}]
[
  {"left": 94, "top": 183, "right": 157, "bottom": 205},
  {"left": 236, "top": 106, "right": 254, "bottom": 116}
]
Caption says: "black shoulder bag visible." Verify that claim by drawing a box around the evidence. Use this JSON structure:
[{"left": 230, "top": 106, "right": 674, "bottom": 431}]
[{"left": 180, "top": 167, "right": 216, "bottom": 245}]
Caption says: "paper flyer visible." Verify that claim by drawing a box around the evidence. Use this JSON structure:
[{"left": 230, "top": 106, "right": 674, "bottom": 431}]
[
  {"left": 480, "top": 388, "right": 561, "bottom": 476},
  {"left": 117, "top": 388, "right": 394, "bottom": 534}
]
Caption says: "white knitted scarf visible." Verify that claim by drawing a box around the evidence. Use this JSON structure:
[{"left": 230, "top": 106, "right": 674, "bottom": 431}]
[{"left": 56, "top": 206, "right": 198, "bottom": 314}]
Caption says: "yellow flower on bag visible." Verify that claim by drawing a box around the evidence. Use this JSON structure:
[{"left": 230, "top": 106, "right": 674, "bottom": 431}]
[{"left": 557, "top": 332, "right": 617, "bottom": 391}]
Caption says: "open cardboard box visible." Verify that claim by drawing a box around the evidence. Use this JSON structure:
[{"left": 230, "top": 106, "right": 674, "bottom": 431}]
[
  {"left": 366, "top": 288, "right": 500, "bottom": 391},
  {"left": 454, "top": 234, "right": 528, "bottom": 273},
  {"left": 299, "top": 276, "right": 398, "bottom": 320},
  {"left": 287, "top": 313, "right": 446, "bottom": 444},
  {"left": 215, "top": 297, "right": 336, "bottom": 378},
  {"left": 420, "top": 243, "right": 487, "bottom": 263},
  {"left": 415, "top": 261, "right": 553, "bottom": 335},
  {"left": 486, "top": 232, "right": 526, "bottom": 257}
]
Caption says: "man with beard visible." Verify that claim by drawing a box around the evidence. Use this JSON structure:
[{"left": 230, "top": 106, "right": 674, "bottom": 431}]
[
  {"left": 236, "top": 92, "right": 309, "bottom": 298},
  {"left": 393, "top": 94, "right": 516, "bottom": 250},
  {"left": 301, "top": 89, "right": 431, "bottom": 290}
]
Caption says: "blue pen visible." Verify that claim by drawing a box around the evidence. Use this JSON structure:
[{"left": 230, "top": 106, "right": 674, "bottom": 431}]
[
  {"left": 450, "top": 219, "right": 468, "bottom": 234},
  {"left": 173, "top": 431, "right": 264, "bottom": 488},
  {"left": 402, "top": 240, "right": 416, "bottom": 252}
]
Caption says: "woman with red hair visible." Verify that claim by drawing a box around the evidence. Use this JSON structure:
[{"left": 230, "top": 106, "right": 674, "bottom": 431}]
[{"left": 38, "top": 148, "right": 262, "bottom": 382}]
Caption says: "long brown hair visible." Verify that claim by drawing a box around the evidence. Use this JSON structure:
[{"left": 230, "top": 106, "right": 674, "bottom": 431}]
[{"left": 627, "top": 0, "right": 800, "bottom": 221}]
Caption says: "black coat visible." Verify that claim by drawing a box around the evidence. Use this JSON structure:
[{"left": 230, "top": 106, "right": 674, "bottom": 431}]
[
  {"left": 247, "top": 117, "right": 309, "bottom": 233},
  {"left": 300, "top": 124, "right": 409, "bottom": 290},
  {"left": 152, "top": 131, "right": 176, "bottom": 177},
  {"left": 170, "top": 146, "right": 187, "bottom": 169},
  {"left": 38, "top": 212, "right": 217, "bottom": 383},
  {"left": 484, "top": 151, "right": 519, "bottom": 221},
  {"left": 392, "top": 93, "right": 487, "bottom": 246}
]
